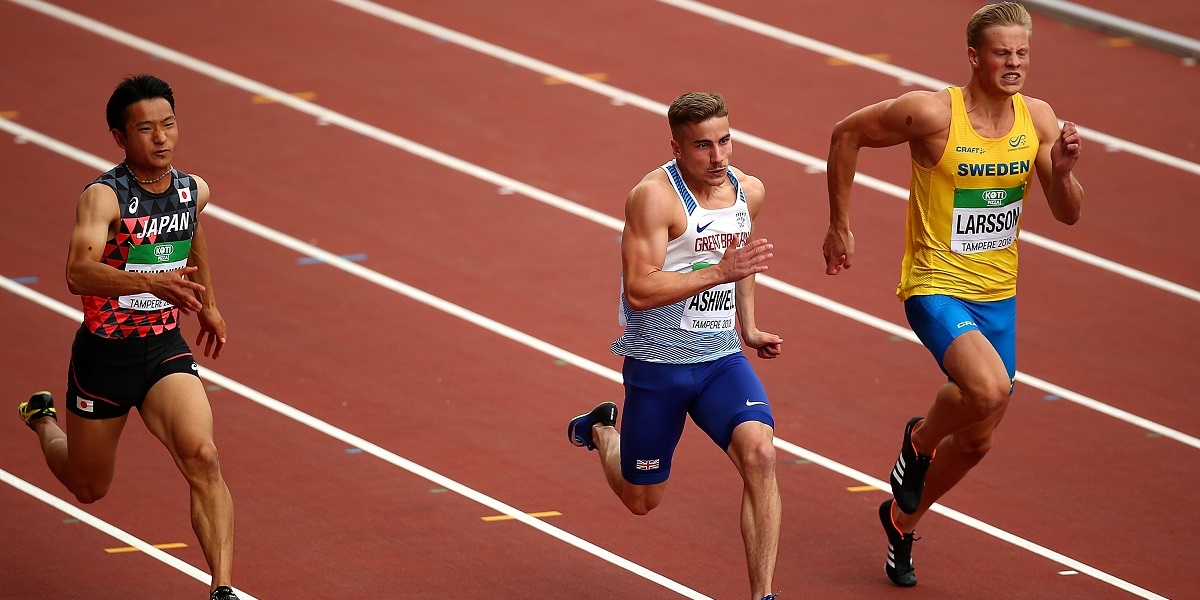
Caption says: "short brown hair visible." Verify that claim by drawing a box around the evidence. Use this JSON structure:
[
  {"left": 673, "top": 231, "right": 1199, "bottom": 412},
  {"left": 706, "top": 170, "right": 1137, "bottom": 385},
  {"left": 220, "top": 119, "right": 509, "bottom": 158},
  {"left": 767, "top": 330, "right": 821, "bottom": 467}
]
[
  {"left": 667, "top": 92, "right": 728, "bottom": 139},
  {"left": 966, "top": 2, "right": 1032, "bottom": 49}
]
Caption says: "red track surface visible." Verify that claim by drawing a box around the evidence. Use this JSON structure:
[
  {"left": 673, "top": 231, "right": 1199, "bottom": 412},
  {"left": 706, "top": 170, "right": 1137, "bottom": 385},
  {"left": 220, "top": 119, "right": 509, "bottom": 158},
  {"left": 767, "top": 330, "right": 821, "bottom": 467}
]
[{"left": 1, "top": 1, "right": 1197, "bottom": 598}]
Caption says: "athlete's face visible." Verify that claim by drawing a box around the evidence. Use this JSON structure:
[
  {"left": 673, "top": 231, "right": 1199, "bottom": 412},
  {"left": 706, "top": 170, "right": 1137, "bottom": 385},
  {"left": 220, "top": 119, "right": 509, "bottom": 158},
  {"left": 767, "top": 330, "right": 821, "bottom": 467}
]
[
  {"left": 112, "top": 97, "right": 177, "bottom": 174},
  {"left": 969, "top": 24, "right": 1030, "bottom": 96},
  {"left": 671, "top": 116, "right": 732, "bottom": 188}
]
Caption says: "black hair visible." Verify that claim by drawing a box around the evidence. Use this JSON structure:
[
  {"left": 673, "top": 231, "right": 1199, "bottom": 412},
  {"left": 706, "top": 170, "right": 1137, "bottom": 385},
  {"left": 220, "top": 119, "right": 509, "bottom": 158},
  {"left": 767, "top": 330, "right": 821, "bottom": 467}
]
[{"left": 105, "top": 74, "right": 175, "bottom": 131}]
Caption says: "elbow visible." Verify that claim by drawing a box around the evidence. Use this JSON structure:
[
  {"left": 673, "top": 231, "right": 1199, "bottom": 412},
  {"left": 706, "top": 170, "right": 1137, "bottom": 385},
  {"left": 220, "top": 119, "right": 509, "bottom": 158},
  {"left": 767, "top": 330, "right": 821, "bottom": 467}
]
[{"left": 625, "top": 293, "right": 653, "bottom": 312}]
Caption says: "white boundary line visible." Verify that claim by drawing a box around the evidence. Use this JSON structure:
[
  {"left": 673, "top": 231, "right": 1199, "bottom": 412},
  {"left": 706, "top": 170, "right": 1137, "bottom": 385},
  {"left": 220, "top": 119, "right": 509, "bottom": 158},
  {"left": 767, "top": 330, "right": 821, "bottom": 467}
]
[
  {"left": 0, "top": 276, "right": 708, "bottom": 599},
  {"left": 4, "top": 0, "right": 1196, "bottom": 450},
  {"left": 0, "top": 468, "right": 258, "bottom": 599},
  {"left": 656, "top": 0, "right": 1200, "bottom": 177},
  {"left": 322, "top": 0, "right": 1200, "bottom": 304},
  {"left": 0, "top": 129, "right": 1168, "bottom": 599}
]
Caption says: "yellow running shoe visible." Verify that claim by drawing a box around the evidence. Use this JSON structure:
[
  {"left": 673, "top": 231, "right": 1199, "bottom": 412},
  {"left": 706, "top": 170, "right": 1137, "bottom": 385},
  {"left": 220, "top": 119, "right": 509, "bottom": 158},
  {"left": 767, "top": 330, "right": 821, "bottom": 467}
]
[{"left": 18, "top": 391, "right": 56, "bottom": 430}]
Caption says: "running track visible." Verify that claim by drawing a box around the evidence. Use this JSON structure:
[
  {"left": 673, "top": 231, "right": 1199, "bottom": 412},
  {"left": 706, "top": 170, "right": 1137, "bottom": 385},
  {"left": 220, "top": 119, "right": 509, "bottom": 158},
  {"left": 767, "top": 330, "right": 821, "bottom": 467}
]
[{"left": 1, "top": 1, "right": 1197, "bottom": 598}]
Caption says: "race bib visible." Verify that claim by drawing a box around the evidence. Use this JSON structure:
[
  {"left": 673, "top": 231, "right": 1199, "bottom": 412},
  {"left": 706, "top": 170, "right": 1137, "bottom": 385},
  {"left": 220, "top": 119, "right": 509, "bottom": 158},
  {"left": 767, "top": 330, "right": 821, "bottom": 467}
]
[
  {"left": 118, "top": 240, "right": 192, "bottom": 311},
  {"left": 950, "top": 185, "right": 1024, "bottom": 254},
  {"left": 681, "top": 282, "right": 736, "bottom": 331}
]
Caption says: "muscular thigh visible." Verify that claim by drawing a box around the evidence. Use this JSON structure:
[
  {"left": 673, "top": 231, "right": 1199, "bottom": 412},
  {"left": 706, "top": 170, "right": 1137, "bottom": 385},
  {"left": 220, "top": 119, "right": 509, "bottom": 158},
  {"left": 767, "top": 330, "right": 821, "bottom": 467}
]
[
  {"left": 619, "top": 357, "right": 695, "bottom": 486},
  {"left": 690, "top": 353, "right": 773, "bottom": 452},
  {"left": 905, "top": 294, "right": 1015, "bottom": 385},
  {"left": 139, "top": 373, "right": 214, "bottom": 458}
]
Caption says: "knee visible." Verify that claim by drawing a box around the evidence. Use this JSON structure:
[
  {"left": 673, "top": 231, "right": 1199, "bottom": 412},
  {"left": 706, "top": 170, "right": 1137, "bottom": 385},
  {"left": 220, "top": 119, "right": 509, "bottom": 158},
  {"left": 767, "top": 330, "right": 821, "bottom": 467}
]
[
  {"left": 964, "top": 383, "right": 1010, "bottom": 421},
  {"left": 619, "top": 486, "right": 661, "bottom": 516},
  {"left": 180, "top": 440, "right": 223, "bottom": 485},
  {"left": 71, "top": 482, "right": 110, "bottom": 504},
  {"left": 736, "top": 440, "right": 778, "bottom": 483}
]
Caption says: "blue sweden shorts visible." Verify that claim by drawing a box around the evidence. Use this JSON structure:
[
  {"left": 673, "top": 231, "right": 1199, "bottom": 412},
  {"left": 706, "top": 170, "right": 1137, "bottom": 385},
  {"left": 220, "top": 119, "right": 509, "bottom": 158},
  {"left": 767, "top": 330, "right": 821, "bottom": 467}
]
[
  {"left": 66, "top": 326, "right": 200, "bottom": 419},
  {"left": 619, "top": 352, "right": 773, "bottom": 486},
  {"left": 904, "top": 294, "right": 1017, "bottom": 384}
]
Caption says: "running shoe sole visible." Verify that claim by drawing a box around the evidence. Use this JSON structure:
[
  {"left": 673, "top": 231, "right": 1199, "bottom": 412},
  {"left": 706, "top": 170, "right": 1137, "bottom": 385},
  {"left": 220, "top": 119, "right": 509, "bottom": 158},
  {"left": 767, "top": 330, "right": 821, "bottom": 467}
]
[{"left": 567, "top": 402, "right": 617, "bottom": 451}]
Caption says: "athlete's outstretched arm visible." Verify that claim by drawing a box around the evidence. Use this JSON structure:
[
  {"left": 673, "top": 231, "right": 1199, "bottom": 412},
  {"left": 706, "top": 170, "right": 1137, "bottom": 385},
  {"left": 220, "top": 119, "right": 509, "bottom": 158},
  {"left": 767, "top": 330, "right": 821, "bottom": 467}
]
[{"left": 65, "top": 184, "right": 204, "bottom": 311}]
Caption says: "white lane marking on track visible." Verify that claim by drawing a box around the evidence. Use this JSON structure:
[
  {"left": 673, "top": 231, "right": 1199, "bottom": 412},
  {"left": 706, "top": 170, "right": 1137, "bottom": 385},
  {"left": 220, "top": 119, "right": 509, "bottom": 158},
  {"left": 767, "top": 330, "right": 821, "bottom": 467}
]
[
  {"left": 0, "top": 131, "right": 1173, "bottom": 599},
  {"left": 0, "top": 468, "right": 258, "bottom": 599},
  {"left": 324, "top": 0, "right": 1200, "bottom": 303},
  {"left": 3, "top": 2, "right": 1195, "bottom": 450},
  {"left": 0, "top": 276, "right": 708, "bottom": 599},
  {"left": 655, "top": 0, "right": 1200, "bottom": 177},
  {"left": 1, "top": 244, "right": 1167, "bottom": 600}
]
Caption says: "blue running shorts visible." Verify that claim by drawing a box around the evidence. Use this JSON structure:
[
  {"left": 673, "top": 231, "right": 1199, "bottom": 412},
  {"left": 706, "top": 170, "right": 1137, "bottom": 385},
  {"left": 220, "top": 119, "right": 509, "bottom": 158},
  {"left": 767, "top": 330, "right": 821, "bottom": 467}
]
[
  {"left": 904, "top": 294, "right": 1016, "bottom": 385},
  {"left": 619, "top": 352, "right": 774, "bottom": 486}
]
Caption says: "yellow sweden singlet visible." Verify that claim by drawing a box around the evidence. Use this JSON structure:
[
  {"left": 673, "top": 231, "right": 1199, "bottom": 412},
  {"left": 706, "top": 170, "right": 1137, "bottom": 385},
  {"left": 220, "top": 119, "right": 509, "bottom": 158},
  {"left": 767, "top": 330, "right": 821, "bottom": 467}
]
[{"left": 897, "top": 86, "right": 1039, "bottom": 302}]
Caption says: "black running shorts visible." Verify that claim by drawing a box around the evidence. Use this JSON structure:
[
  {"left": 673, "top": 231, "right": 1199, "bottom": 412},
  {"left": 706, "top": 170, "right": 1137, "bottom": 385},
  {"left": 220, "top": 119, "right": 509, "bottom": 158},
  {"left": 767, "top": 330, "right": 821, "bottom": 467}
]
[{"left": 65, "top": 326, "right": 200, "bottom": 419}]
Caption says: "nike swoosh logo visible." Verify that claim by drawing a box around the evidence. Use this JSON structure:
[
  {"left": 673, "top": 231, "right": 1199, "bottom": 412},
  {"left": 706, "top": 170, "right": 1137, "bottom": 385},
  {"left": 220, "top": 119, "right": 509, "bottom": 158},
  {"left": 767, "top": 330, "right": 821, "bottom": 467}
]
[
  {"left": 746, "top": 400, "right": 768, "bottom": 407},
  {"left": 696, "top": 221, "right": 714, "bottom": 233}
]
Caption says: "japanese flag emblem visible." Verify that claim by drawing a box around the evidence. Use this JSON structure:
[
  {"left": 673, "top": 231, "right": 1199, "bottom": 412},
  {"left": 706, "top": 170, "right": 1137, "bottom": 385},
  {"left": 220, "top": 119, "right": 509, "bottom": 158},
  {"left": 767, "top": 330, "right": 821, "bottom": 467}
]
[
  {"left": 76, "top": 397, "right": 94, "bottom": 413},
  {"left": 178, "top": 187, "right": 191, "bottom": 203}
]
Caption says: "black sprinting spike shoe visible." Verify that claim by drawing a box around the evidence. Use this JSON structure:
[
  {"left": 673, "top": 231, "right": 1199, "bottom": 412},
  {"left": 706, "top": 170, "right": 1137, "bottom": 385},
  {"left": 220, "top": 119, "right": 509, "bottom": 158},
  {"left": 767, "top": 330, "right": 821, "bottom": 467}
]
[
  {"left": 567, "top": 402, "right": 618, "bottom": 451},
  {"left": 879, "top": 499, "right": 918, "bottom": 587},
  {"left": 18, "top": 391, "right": 57, "bottom": 431},
  {"left": 210, "top": 586, "right": 240, "bottom": 600},
  {"left": 889, "top": 416, "right": 934, "bottom": 514}
]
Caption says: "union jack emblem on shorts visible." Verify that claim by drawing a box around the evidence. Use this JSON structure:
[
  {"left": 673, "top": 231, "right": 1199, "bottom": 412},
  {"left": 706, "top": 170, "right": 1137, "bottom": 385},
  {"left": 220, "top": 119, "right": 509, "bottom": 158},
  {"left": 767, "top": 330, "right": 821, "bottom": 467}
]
[{"left": 635, "top": 459, "right": 660, "bottom": 471}]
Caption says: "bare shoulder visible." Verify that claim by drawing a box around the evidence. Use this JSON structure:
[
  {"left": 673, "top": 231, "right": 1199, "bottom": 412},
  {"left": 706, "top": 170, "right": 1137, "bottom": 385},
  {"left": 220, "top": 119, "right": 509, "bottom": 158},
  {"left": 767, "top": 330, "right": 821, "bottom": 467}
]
[
  {"left": 627, "top": 168, "right": 674, "bottom": 209},
  {"left": 192, "top": 174, "right": 211, "bottom": 210},
  {"left": 885, "top": 89, "right": 951, "bottom": 135},
  {"left": 78, "top": 182, "right": 119, "bottom": 218},
  {"left": 1020, "top": 94, "right": 1062, "bottom": 140}
]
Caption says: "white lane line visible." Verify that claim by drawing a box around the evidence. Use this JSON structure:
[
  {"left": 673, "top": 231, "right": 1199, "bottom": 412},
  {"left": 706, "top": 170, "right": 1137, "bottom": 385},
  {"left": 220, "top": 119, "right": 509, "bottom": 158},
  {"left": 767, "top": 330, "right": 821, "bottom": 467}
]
[
  {"left": 3, "top": 1, "right": 1194, "bottom": 448},
  {"left": 656, "top": 0, "right": 1200, "bottom": 177},
  {"left": 0, "top": 468, "right": 258, "bottom": 599},
  {"left": 0, "top": 57, "right": 1194, "bottom": 452},
  {"left": 0, "top": 276, "right": 708, "bottom": 599},
  {"left": 322, "top": 0, "right": 1200, "bottom": 304},
  {"left": 0, "top": 242, "right": 1166, "bottom": 599},
  {"left": 0, "top": 132, "right": 1171, "bottom": 600}
]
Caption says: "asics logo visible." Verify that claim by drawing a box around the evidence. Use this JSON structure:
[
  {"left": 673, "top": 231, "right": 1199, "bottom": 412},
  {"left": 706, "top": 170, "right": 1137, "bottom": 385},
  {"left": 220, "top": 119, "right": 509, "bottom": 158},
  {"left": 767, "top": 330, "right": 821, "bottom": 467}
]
[
  {"left": 696, "top": 221, "right": 714, "bottom": 233},
  {"left": 746, "top": 400, "right": 768, "bottom": 407}
]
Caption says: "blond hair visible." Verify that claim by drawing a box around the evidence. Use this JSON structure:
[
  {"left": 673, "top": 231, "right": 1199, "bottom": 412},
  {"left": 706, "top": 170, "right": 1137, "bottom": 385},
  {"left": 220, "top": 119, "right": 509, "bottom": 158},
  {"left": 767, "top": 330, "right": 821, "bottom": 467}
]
[
  {"left": 667, "top": 92, "right": 728, "bottom": 139},
  {"left": 967, "top": 2, "right": 1033, "bottom": 49}
]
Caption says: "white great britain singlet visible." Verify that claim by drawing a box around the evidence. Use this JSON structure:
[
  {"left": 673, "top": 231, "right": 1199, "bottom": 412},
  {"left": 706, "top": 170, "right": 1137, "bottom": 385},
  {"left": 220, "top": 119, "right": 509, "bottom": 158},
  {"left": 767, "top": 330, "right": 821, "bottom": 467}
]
[{"left": 611, "top": 160, "right": 751, "bottom": 364}]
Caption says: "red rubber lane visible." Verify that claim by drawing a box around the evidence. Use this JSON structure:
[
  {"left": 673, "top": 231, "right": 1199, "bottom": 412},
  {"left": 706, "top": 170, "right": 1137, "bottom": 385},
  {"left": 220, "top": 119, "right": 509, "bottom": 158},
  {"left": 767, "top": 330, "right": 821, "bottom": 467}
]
[{"left": 2, "top": 1, "right": 1197, "bottom": 598}]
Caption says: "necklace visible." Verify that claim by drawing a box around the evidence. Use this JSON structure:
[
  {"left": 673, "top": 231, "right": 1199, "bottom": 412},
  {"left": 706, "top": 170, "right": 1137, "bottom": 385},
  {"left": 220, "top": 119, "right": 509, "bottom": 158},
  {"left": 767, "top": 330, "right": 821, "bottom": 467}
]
[{"left": 123, "top": 161, "right": 172, "bottom": 185}]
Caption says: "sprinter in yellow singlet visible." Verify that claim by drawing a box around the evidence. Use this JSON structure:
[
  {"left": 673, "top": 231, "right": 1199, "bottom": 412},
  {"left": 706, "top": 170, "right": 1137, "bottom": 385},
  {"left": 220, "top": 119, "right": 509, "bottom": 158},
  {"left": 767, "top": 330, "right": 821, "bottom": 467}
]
[{"left": 823, "top": 2, "right": 1084, "bottom": 587}]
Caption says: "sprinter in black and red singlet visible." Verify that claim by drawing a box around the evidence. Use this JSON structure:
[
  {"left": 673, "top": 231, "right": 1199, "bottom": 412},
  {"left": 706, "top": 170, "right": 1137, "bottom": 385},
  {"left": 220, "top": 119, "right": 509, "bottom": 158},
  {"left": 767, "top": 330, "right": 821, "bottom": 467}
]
[{"left": 17, "top": 75, "right": 239, "bottom": 600}]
